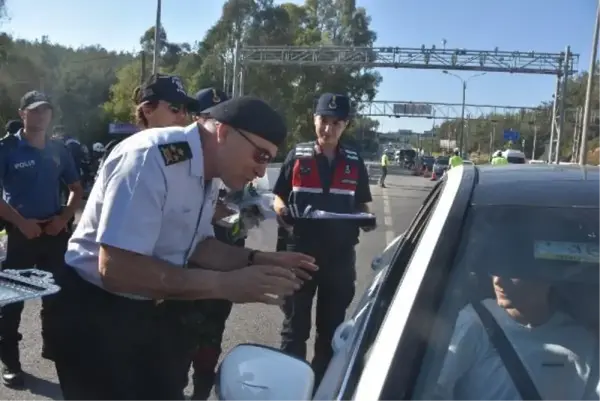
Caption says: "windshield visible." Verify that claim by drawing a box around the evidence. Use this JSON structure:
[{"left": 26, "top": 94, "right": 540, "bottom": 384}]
[
  {"left": 435, "top": 157, "right": 449, "bottom": 165},
  {"left": 413, "top": 205, "right": 599, "bottom": 400}
]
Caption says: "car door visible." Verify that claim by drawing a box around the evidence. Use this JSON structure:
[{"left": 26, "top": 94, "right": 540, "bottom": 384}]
[{"left": 313, "top": 180, "right": 446, "bottom": 400}]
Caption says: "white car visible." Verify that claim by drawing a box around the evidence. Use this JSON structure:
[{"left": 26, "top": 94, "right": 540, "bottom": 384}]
[{"left": 216, "top": 164, "right": 600, "bottom": 400}]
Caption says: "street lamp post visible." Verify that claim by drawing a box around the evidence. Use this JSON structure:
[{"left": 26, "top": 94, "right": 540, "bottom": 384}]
[
  {"left": 490, "top": 119, "right": 498, "bottom": 161},
  {"left": 580, "top": 0, "right": 600, "bottom": 165},
  {"left": 442, "top": 70, "right": 486, "bottom": 156},
  {"left": 152, "top": 0, "right": 162, "bottom": 75}
]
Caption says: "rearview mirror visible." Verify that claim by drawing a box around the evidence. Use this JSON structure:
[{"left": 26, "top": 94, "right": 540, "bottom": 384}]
[{"left": 216, "top": 344, "right": 314, "bottom": 400}]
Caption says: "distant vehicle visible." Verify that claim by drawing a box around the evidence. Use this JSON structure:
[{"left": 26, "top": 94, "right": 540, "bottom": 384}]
[
  {"left": 462, "top": 159, "right": 473, "bottom": 165},
  {"left": 502, "top": 149, "right": 526, "bottom": 164},
  {"left": 397, "top": 149, "right": 417, "bottom": 169},
  {"left": 433, "top": 156, "right": 450, "bottom": 178},
  {"left": 421, "top": 155, "right": 435, "bottom": 172}
]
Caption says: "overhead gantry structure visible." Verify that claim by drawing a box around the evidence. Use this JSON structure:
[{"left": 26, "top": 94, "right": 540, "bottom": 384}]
[
  {"left": 228, "top": 43, "right": 580, "bottom": 162},
  {"left": 358, "top": 100, "right": 540, "bottom": 120}
]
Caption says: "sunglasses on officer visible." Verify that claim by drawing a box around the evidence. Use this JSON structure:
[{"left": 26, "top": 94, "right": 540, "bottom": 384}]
[{"left": 231, "top": 128, "right": 274, "bottom": 164}]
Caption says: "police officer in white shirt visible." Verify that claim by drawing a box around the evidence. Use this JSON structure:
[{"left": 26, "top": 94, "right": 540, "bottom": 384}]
[{"left": 50, "top": 96, "right": 318, "bottom": 400}]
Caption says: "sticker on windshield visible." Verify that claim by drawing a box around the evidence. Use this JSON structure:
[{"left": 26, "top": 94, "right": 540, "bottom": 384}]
[{"left": 534, "top": 241, "right": 599, "bottom": 263}]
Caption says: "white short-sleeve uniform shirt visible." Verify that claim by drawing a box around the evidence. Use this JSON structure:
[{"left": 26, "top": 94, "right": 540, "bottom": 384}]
[{"left": 65, "top": 123, "right": 219, "bottom": 293}]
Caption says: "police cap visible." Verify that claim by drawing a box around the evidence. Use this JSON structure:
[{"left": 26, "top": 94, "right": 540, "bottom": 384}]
[
  {"left": 20, "top": 91, "right": 52, "bottom": 111},
  {"left": 315, "top": 93, "right": 351, "bottom": 120},
  {"left": 139, "top": 73, "right": 198, "bottom": 111},
  {"left": 204, "top": 96, "right": 287, "bottom": 147},
  {"left": 195, "top": 88, "right": 229, "bottom": 114},
  {"left": 5, "top": 120, "right": 23, "bottom": 135}
]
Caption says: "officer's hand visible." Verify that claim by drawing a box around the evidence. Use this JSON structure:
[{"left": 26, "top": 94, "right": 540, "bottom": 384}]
[
  {"left": 17, "top": 219, "right": 44, "bottom": 239},
  {"left": 254, "top": 251, "right": 318, "bottom": 281},
  {"left": 44, "top": 215, "right": 68, "bottom": 236},
  {"left": 219, "top": 265, "right": 302, "bottom": 305}
]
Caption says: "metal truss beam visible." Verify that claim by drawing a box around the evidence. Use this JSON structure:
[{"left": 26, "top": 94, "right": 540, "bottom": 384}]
[
  {"left": 358, "top": 101, "right": 540, "bottom": 119},
  {"left": 240, "top": 46, "right": 579, "bottom": 75},
  {"left": 358, "top": 100, "right": 599, "bottom": 123}
]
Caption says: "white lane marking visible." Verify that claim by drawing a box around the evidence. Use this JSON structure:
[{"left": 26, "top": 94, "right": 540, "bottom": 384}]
[{"left": 382, "top": 188, "right": 394, "bottom": 244}]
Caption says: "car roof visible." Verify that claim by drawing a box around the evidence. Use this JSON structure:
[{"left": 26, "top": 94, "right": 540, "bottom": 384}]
[{"left": 470, "top": 164, "right": 599, "bottom": 207}]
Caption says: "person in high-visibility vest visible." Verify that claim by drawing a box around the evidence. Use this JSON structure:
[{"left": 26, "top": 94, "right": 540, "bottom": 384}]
[
  {"left": 449, "top": 148, "right": 463, "bottom": 169},
  {"left": 380, "top": 152, "right": 390, "bottom": 187},
  {"left": 491, "top": 150, "right": 509, "bottom": 165}
]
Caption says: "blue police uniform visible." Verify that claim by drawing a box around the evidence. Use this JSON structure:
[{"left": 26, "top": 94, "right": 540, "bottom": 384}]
[
  {"left": 0, "top": 129, "right": 79, "bottom": 379},
  {"left": 273, "top": 93, "right": 373, "bottom": 385},
  {"left": 190, "top": 87, "right": 238, "bottom": 401}
]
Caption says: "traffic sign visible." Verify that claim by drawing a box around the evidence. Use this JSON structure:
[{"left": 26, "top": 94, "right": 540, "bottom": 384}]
[{"left": 503, "top": 129, "right": 520, "bottom": 142}]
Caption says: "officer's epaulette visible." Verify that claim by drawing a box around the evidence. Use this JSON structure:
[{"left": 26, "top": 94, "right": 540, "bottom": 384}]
[
  {"left": 157, "top": 141, "right": 193, "bottom": 166},
  {"left": 294, "top": 141, "right": 315, "bottom": 158},
  {"left": 340, "top": 146, "right": 359, "bottom": 161}
]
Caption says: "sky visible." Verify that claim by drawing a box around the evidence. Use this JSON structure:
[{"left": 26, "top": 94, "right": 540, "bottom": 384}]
[{"left": 2, "top": 0, "right": 598, "bottom": 133}]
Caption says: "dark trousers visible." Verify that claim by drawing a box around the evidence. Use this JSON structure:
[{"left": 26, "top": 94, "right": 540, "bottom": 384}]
[
  {"left": 379, "top": 166, "right": 388, "bottom": 185},
  {"left": 276, "top": 226, "right": 289, "bottom": 252},
  {"left": 190, "top": 228, "right": 244, "bottom": 400},
  {"left": 52, "top": 265, "right": 198, "bottom": 400},
  {"left": 191, "top": 300, "right": 233, "bottom": 399},
  {"left": 0, "top": 227, "right": 70, "bottom": 370},
  {"left": 280, "top": 241, "right": 356, "bottom": 386}
]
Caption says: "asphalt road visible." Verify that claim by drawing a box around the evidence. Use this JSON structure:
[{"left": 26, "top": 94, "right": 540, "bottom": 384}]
[{"left": 0, "top": 170, "right": 434, "bottom": 400}]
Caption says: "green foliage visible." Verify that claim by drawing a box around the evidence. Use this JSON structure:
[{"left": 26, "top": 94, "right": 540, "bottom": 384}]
[
  {"left": 0, "top": 33, "right": 133, "bottom": 144},
  {"left": 103, "top": 0, "right": 383, "bottom": 154}
]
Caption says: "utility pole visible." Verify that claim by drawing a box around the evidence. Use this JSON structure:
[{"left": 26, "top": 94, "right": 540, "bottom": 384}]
[
  {"left": 459, "top": 81, "right": 466, "bottom": 155},
  {"left": 555, "top": 45, "right": 571, "bottom": 164},
  {"left": 442, "top": 70, "right": 486, "bottom": 156},
  {"left": 580, "top": 0, "right": 600, "bottom": 165},
  {"left": 490, "top": 119, "right": 498, "bottom": 161},
  {"left": 529, "top": 120, "right": 538, "bottom": 160},
  {"left": 152, "top": 0, "right": 162, "bottom": 75}
]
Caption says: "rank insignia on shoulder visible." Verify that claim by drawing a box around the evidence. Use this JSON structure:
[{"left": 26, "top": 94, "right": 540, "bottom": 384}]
[{"left": 158, "top": 142, "right": 192, "bottom": 166}]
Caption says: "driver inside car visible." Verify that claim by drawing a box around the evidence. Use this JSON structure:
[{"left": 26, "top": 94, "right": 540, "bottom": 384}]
[{"left": 434, "top": 274, "right": 599, "bottom": 400}]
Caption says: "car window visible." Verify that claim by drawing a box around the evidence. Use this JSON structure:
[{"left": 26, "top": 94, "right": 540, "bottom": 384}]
[
  {"left": 436, "top": 157, "right": 449, "bottom": 165},
  {"left": 411, "top": 205, "right": 600, "bottom": 400},
  {"left": 336, "top": 181, "right": 445, "bottom": 400}
]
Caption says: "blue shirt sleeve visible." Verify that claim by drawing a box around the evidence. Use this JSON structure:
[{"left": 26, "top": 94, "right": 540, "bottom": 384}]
[
  {"left": 0, "top": 142, "right": 8, "bottom": 187},
  {"left": 96, "top": 147, "right": 167, "bottom": 256},
  {"left": 59, "top": 144, "right": 80, "bottom": 185}
]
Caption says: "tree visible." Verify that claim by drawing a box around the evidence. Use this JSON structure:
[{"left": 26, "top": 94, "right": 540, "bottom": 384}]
[{"left": 103, "top": 0, "right": 382, "bottom": 156}]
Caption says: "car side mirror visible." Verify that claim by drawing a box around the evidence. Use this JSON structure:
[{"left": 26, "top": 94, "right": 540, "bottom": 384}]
[{"left": 216, "top": 344, "right": 314, "bottom": 400}]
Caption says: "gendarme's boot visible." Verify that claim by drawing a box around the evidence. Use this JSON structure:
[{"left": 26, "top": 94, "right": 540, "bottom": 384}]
[
  {"left": 0, "top": 345, "right": 23, "bottom": 388},
  {"left": 191, "top": 371, "right": 215, "bottom": 400}
]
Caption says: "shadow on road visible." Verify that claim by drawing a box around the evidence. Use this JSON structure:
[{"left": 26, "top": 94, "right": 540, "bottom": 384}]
[{"left": 25, "top": 373, "right": 63, "bottom": 400}]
